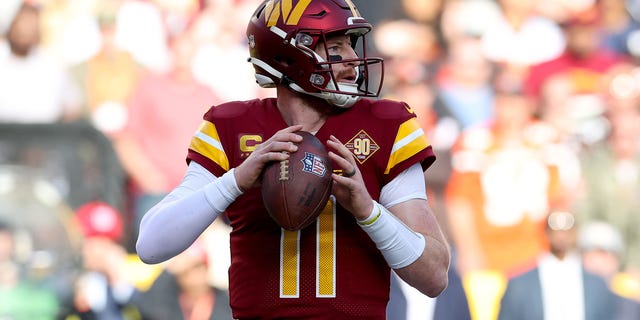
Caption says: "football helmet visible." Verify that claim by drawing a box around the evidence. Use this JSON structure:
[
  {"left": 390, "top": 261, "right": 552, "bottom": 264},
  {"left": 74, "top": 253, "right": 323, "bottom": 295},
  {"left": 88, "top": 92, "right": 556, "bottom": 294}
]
[{"left": 246, "top": 0, "right": 384, "bottom": 108}]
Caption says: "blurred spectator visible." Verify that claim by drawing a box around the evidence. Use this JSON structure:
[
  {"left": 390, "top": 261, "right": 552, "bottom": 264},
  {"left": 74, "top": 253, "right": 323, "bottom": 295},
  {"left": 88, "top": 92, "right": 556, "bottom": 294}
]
[
  {"left": 0, "top": 220, "right": 60, "bottom": 320},
  {"left": 481, "top": 0, "right": 565, "bottom": 70},
  {"left": 58, "top": 202, "right": 141, "bottom": 320},
  {"left": 428, "top": 35, "right": 495, "bottom": 239},
  {"left": 0, "top": 2, "right": 83, "bottom": 123},
  {"left": 498, "top": 211, "right": 618, "bottom": 320},
  {"left": 534, "top": 0, "right": 591, "bottom": 23},
  {"left": 38, "top": 0, "right": 102, "bottom": 67},
  {"left": 445, "top": 72, "right": 581, "bottom": 319},
  {"left": 0, "top": 1, "right": 21, "bottom": 36},
  {"left": 598, "top": 0, "right": 640, "bottom": 57},
  {"left": 446, "top": 74, "right": 579, "bottom": 277},
  {"left": 191, "top": 0, "right": 272, "bottom": 101},
  {"left": 132, "top": 239, "right": 233, "bottom": 320},
  {"left": 432, "top": 35, "right": 495, "bottom": 138},
  {"left": 575, "top": 86, "right": 640, "bottom": 300},
  {"left": 524, "top": 5, "right": 627, "bottom": 102},
  {"left": 112, "top": 20, "right": 219, "bottom": 241},
  {"left": 579, "top": 221, "right": 627, "bottom": 283},
  {"left": 388, "top": 266, "right": 472, "bottom": 320},
  {"left": 537, "top": 72, "right": 591, "bottom": 150},
  {"left": 74, "top": 0, "right": 140, "bottom": 135},
  {"left": 439, "top": 0, "right": 502, "bottom": 44},
  {"left": 0, "top": 220, "right": 14, "bottom": 264},
  {"left": 400, "top": 0, "right": 444, "bottom": 25},
  {"left": 579, "top": 221, "right": 640, "bottom": 315},
  {"left": 373, "top": 19, "right": 440, "bottom": 134},
  {"left": 113, "top": 0, "right": 170, "bottom": 72}
]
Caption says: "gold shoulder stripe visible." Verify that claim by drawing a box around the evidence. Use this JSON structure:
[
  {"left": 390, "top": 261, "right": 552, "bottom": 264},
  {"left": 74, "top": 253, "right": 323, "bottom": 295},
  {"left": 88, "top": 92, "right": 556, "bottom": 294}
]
[
  {"left": 385, "top": 118, "right": 430, "bottom": 174},
  {"left": 189, "top": 121, "right": 230, "bottom": 171}
]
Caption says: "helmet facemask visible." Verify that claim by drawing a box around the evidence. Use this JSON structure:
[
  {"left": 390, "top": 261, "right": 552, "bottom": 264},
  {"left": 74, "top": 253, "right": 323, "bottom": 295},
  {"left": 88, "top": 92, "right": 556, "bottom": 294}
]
[
  {"left": 288, "top": 30, "right": 384, "bottom": 108},
  {"left": 246, "top": 0, "right": 384, "bottom": 108}
]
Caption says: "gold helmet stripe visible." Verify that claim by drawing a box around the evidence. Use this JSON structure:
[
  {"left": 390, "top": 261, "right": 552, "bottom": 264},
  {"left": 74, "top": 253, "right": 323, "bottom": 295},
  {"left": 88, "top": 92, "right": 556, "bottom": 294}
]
[{"left": 265, "top": 0, "right": 313, "bottom": 27}]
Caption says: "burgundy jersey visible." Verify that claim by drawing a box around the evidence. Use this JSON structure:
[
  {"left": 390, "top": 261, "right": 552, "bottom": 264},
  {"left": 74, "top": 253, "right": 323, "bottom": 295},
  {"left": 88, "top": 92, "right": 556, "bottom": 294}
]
[{"left": 187, "top": 98, "right": 435, "bottom": 319}]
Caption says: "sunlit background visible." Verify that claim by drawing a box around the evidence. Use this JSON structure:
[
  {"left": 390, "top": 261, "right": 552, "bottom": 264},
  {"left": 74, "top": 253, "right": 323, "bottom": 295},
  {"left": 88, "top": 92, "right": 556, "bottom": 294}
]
[{"left": 0, "top": 0, "right": 639, "bottom": 319}]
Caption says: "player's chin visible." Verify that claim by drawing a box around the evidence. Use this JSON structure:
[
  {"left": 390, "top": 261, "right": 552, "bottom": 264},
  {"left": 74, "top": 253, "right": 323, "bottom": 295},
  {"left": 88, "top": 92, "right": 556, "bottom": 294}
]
[{"left": 337, "top": 77, "right": 356, "bottom": 86}]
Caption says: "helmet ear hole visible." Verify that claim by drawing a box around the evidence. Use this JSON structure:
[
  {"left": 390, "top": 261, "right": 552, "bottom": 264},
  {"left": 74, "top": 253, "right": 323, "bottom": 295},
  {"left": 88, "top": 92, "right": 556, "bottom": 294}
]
[{"left": 274, "top": 56, "right": 293, "bottom": 67}]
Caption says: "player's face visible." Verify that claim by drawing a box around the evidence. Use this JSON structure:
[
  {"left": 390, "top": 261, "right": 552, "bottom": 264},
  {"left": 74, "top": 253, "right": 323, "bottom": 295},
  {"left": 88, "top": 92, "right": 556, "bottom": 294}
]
[{"left": 315, "top": 34, "right": 359, "bottom": 84}]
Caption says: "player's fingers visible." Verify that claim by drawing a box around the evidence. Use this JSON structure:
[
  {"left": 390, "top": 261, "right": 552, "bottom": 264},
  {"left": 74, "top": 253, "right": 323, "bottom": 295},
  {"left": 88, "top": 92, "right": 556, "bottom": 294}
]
[
  {"left": 263, "top": 150, "right": 292, "bottom": 162},
  {"left": 282, "top": 124, "right": 304, "bottom": 133},
  {"left": 327, "top": 136, "right": 354, "bottom": 162},
  {"left": 342, "top": 166, "right": 357, "bottom": 177},
  {"left": 327, "top": 135, "right": 358, "bottom": 176},
  {"left": 256, "top": 141, "right": 298, "bottom": 156},
  {"left": 328, "top": 151, "right": 358, "bottom": 179},
  {"left": 235, "top": 126, "right": 303, "bottom": 190},
  {"left": 268, "top": 125, "right": 304, "bottom": 143},
  {"left": 331, "top": 172, "right": 353, "bottom": 187}
]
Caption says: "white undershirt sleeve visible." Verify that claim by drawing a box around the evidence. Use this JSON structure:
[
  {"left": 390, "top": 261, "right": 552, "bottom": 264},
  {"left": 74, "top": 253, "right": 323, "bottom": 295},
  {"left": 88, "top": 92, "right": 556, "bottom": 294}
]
[
  {"left": 137, "top": 162, "right": 428, "bottom": 266},
  {"left": 136, "top": 161, "right": 242, "bottom": 264},
  {"left": 378, "top": 163, "right": 427, "bottom": 208}
]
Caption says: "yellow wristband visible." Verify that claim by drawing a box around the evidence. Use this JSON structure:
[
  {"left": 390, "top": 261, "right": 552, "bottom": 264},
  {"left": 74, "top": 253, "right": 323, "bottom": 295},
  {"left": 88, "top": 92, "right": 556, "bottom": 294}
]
[
  {"left": 357, "top": 201, "right": 382, "bottom": 226},
  {"left": 357, "top": 201, "right": 426, "bottom": 269}
]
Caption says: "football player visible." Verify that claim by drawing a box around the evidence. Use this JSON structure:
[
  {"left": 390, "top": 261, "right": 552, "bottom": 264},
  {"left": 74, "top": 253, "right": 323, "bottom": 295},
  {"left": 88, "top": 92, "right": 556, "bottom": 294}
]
[{"left": 136, "top": 0, "right": 450, "bottom": 318}]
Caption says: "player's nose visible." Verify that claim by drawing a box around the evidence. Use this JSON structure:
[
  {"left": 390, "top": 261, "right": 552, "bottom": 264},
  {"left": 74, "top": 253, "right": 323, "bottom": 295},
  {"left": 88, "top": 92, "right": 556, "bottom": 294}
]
[{"left": 343, "top": 46, "right": 359, "bottom": 63}]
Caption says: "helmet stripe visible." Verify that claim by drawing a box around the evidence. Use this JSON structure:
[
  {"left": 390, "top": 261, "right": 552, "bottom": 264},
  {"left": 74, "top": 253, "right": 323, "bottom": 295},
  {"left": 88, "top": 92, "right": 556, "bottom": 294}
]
[
  {"left": 265, "top": 0, "right": 312, "bottom": 27},
  {"left": 287, "top": 0, "right": 311, "bottom": 25},
  {"left": 281, "top": 0, "right": 292, "bottom": 21},
  {"left": 266, "top": 1, "right": 280, "bottom": 27},
  {"left": 344, "top": 0, "right": 360, "bottom": 18}
]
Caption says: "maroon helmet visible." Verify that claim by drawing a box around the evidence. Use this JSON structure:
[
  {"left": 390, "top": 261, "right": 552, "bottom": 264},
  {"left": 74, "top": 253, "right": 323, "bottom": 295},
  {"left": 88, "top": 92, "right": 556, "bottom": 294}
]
[{"left": 246, "top": 0, "right": 384, "bottom": 108}]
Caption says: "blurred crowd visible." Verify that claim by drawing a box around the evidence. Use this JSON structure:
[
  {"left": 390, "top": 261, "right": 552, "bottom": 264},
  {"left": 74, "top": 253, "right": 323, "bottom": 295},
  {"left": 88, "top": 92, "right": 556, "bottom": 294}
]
[{"left": 0, "top": 0, "right": 639, "bottom": 319}]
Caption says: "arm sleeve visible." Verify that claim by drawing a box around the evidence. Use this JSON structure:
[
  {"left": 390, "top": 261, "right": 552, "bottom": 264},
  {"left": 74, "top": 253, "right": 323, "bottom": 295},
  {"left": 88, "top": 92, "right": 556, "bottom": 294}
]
[{"left": 136, "top": 161, "right": 240, "bottom": 264}]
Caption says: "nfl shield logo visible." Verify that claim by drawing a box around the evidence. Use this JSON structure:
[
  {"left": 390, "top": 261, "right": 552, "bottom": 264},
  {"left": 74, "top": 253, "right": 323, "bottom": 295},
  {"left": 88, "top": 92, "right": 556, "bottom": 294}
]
[{"left": 301, "top": 152, "right": 326, "bottom": 177}]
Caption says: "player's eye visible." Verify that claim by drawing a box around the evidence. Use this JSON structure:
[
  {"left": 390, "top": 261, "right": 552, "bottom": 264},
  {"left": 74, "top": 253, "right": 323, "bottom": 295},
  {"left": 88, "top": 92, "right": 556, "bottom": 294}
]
[{"left": 327, "top": 45, "right": 340, "bottom": 53}]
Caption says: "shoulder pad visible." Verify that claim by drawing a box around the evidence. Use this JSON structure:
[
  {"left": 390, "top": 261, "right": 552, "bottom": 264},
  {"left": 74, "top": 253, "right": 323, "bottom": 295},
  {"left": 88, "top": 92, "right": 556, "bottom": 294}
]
[
  {"left": 205, "top": 98, "right": 265, "bottom": 120},
  {"left": 364, "top": 99, "right": 415, "bottom": 120}
]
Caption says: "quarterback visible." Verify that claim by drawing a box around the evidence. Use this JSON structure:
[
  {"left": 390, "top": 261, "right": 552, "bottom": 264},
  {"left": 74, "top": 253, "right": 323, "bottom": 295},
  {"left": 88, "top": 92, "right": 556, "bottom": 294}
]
[{"left": 136, "top": 0, "right": 450, "bottom": 318}]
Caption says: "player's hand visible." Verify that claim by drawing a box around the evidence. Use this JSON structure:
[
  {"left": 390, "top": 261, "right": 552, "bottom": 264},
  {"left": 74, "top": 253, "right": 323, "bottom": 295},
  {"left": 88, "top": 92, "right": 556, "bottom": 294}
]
[
  {"left": 327, "top": 135, "right": 373, "bottom": 220},
  {"left": 234, "top": 125, "right": 304, "bottom": 191}
]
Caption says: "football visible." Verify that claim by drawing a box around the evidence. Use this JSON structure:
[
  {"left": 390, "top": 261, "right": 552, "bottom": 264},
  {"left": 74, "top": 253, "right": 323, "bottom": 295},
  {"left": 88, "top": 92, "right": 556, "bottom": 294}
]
[{"left": 261, "top": 131, "right": 333, "bottom": 231}]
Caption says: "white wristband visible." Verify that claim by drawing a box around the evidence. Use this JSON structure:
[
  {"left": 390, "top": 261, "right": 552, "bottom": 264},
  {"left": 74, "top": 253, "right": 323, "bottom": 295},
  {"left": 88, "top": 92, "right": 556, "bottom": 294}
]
[
  {"left": 203, "top": 168, "right": 244, "bottom": 214},
  {"left": 357, "top": 201, "right": 426, "bottom": 269}
]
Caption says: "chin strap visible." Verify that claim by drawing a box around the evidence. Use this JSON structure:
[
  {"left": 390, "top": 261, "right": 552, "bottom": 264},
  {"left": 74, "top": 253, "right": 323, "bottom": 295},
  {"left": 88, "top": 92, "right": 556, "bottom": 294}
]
[
  {"left": 248, "top": 57, "right": 279, "bottom": 88},
  {"left": 249, "top": 56, "right": 361, "bottom": 108},
  {"left": 288, "top": 82, "right": 361, "bottom": 108}
]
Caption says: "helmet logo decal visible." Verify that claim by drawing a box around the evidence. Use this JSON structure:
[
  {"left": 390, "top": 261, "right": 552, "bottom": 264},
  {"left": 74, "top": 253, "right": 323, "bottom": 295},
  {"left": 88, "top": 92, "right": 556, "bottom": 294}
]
[
  {"left": 343, "top": 0, "right": 360, "bottom": 18},
  {"left": 265, "top": 0, "right": 313, "bottom": 27}
]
